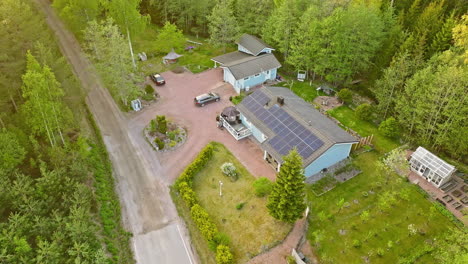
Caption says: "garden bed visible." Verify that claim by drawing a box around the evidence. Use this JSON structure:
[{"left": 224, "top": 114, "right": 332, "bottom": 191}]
[{"left": 144, "top": 115, "right": 187, "bottom": 151}]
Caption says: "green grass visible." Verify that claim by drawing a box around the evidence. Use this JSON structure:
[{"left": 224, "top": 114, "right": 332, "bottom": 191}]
[
  {"left": 327, "top": 106, "right": 399, "bottom": 153},
  {"left": 192, "top": 143, "right": 292, "bottom": 263},
  {"left": 276, "top": 80, "right": 327, "bottom": 102},
  {"left": 306, "top": 151, "right": 456, "bottom": 264}
]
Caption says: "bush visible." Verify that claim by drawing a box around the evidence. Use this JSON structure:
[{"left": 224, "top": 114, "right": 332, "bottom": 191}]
[
  {"left": 145, "top": 84, "right": 154, "bottom": 95},
  {"left": 337, "top": 88, "right": 352, "bottom": 104},
  {"left": 167, "top": 130, "right": 178, "bottom": 140},
  {"left": 236, "top": 202, "right": 246, "bottom": 210},
  {"left": 149, "top": 119, "right": 157, "bottom": 133},
  {"left": 352, "top": 239, "right": 362, "bottom": 248},
  {"left": 169, "top": 140, "right": 177, "bottom": 148},
  {"left": 154, "top": 137, "right": 165, "bottom": 150},
  {"left": 220, "top": 162, "right": 238, "bottom": 181},
  {"left": 178, "top": 181, "right": 197, "bottom": 207},
  {"left": 355, "top": 103, "right": 373, "bottom": 121},
  {"left": 156, "top": 115, "right": 167, "bottom": 134},
  {"left": 175, "top": 144, "right": 214, "bottom": 188},
  {"left": 253, "top": 177, "right": 273, "bottom": 197},
  {"left": 377, "top": 247, "right": 385, "bottom": 257},
  {"left": 208, "top": 232, "right": 231, "bottom": 251},
  {"left": 216, "top": 245, "right": 234, "bottom": 264},
  {"left": 190, "top": 204, "right": 218, "bottom": 242},
  {"left": 378, "top": 117, "right": 399, "bottom": 138}
]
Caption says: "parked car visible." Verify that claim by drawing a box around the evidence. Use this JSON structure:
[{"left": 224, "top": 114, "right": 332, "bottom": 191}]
[
  {"left": 194, "top": 92, "right": 220, "bottom": 106},
  {"left": 150, "top": 74, "right": 165, "bottom": 85}
]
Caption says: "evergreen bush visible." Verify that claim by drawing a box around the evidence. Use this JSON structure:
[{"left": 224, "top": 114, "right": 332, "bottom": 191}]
[
  {"left": 253, "top": 177, "right": 273, "bottom": 197},
  {"left": 154, "top": 137, "right": 165, "bottom": 150}
]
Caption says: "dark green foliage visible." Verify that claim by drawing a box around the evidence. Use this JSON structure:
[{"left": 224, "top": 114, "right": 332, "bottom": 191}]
[
  {"left": 355, "top": 103, "right": 373, "bottom": 121},
  {"left": 156, "top": 115, "right": 167, "bottom": 134},
  {"left": 337, "top": 88, "right": 352, "bottom": 104},
  {"left": 154, "top": 137, "right": 165, "bottom": 150},
  {"left": 267, "top": 149, "right": 306, "bottom": 223},
  {"left": 253, "top": 177, "right": 273, "bottom": 197},
  {"left": 379, "top": 117, "right": 400, "bottom": 138},
  {"left": 149, "top": 119, "right": 157, "bottom": 133},
  {"left": 216, "top": 244, "right": 234, "bottom": 264},
  {"left": 208, "top": 232, "right": 231, "bottom": 251},
  {"left": 190, "top": 204, "right": 218, "bottom": 242},
  {"left": 145, "top": 84, "right": 154, "bottom": 95},
  {"left": 0, "top": 130, "right": 26, "bottom": 173},
  {"left": 236, "top": 202, "right": 246, "bottom": 210}
]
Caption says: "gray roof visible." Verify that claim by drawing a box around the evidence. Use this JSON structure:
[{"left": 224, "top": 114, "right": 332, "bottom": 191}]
[
  {"left": 237, "top": 87, "right": 357, "bottom": 166},
  {"left": 237, "top": 34, "right": 273, "bottom": 55},
  {"left": 411, "top": 147, "right": 456, "bottom": 179},
  {"left": 212, "top": 52, "right": 281, "bottom": 80},
  {"left": 163, "top": 49, "right": 182, "bottom": 60}
]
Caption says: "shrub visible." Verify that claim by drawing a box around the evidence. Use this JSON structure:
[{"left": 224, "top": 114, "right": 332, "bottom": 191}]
[
  {"left": 378, "top": 117, "right": 399, "bottom": 138},
  {"left": 377, "top": 248, "right": 385, "bottom": 257},
  {"left": 145, "top": 84, "right": 154, "bottom": 95},
  {"left": 286, "top": 255, "right": 296, "bottom": 264},
  {"left": 355, "top": 103, "right": 373, "bottom": 121},
  {"left": 149, "top": 119, "right": 157, "bottom": 133},
  {"left": 236, "top": 202, "right": 246, "bottom": 210},
  {"left": 178, "top": 181, "right": 197, "bottom": 207},
  {"left": 216, "top": 245, "right": 234, "bottom": 264},
  {"left": 156, "top": 115, "right": 167, "bottom": 134},
  {"left": 167, "top": 130, "right": 178, "bottom": 140},
  {"left": 169, "top": 140, "right": 177, "bottom": 148},
  {"left": 253, "top": 177, "right": 273, "bottom": 197},
  {"left": 220, "top": 162, "right": 238, "bottom": 181},
  {"left": 175, "top": 144, "right": 214, "bottom": 187},
  {"left": 154, "top": 137, "right": 165, "bottom": 150},
  {"left": 190, "top": 204, "right": 218, "bottom": 242},
  {"left": 337, "top": 88, "right": 352, "bottom": 104},
  {"left": 208, "top": 232, "right": 231, "bottom": 251},
  {"left": 352, "top": 239, "right": 361, "bottom": 248}
]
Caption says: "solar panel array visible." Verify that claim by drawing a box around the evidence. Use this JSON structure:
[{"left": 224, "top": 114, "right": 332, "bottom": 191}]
[{"left": 242, "top": 91, "right": 324, "bottom": 159}]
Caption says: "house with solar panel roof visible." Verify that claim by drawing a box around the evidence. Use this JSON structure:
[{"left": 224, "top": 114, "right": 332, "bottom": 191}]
[
  {"left": 222, "top": 86, "right": 358, "bottom": 181},
  {"left": 211, "top": 34, "right": 281, "bottom": 94}
]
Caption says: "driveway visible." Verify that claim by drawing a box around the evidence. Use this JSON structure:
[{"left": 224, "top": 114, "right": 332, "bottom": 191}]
[{"left": 129, "top": 69, "right": 276, "bottom": 184}]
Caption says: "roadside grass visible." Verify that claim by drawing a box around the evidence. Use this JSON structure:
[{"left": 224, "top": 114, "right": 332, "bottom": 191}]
[
  {"left": 327, "top": 106, "right": 399, "bottom": 153},
  {"left": 192, "top": 143, "right": 291, "bottom": 263},
  {"left": 306, "top": 151, "right": 455, "bottom": 264}
]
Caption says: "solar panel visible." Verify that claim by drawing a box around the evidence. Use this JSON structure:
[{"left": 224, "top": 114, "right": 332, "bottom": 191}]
[{"left": 241, "top": 90, "right": 324, "bottom": 160}]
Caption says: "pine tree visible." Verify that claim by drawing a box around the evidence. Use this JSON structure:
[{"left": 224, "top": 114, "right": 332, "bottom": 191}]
[
  {"left": 428, "top": 14, "right": 456, "bottom": 56},
  {"left": 267, "top": 149, "right": 306, "bottom": 223},
  {"left": 207, "top": 0, "right": 239, "bottom": 52}
]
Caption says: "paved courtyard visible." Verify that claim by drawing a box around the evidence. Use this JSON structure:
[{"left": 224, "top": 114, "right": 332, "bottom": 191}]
[{"left": 129, "top": 68, "right": 277, "bottom": 184}]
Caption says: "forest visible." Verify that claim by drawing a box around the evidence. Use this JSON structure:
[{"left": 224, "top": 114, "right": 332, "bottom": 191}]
[
  {"left": 0, "top": 0, "right": 132, "bottom": 263},
  {"left": 1, "top": 0, "right": 467, "bottom": 263}
]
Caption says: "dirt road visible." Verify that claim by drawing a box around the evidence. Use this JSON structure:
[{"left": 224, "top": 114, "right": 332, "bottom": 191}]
[{"left": 33, "top": 1, "right": 196, "bottom": 263}]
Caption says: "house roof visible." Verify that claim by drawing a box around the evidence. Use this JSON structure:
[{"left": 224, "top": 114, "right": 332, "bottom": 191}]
[
  {"left": 237, "top": 87, "right": 357, "bottom": 166},
  {"left": 411, "top": 147, "right": 456, "bottom": 179},
  {"left": 212, "top": 51, "right": 281, "bottom": 80},
  {"left": 237, "top": 34, "right": 273, "bottom": 55}
]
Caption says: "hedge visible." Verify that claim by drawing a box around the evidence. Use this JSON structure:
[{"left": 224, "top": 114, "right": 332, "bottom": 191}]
[{"left": 173, "top": 142, "right": 235, "bottom": 263}]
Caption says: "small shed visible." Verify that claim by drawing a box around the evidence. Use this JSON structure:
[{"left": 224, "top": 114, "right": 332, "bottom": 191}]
[
  {"left": 163, "top": 49, "right": 183, "bottom": 64},
  {"left": 409, "top": 146, "right": 456, "bottom": 188},
  {"left": 317, "top": 84, "right": 336, "bottom": 95}
]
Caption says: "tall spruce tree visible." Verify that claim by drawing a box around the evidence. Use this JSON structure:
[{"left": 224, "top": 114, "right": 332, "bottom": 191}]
[
  {"left": 267, "top": 149, "right": 306, "bottom": 223},
  {"left": 207, "top": 0, "right": 239, "bottom": 52}
]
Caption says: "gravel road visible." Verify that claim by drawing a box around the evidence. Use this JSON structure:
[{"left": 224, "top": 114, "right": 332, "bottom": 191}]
[{"left": 33, "top": 1, "right": 196, "bottom": 263}]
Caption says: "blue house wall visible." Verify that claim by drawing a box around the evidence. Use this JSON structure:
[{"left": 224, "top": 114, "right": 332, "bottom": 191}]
[
  {"left": 304, "top": 143, "right": 353, "bottom": 177},
  {"left": 237, "top": 68, "right": 277, "bottom": 91},
  {"left": 240, "top": 114, "right": 266, "bottom": 143}
]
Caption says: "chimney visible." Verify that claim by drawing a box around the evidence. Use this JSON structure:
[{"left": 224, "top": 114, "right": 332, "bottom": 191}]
[{"left": 277, "top": 96, "right": 284, "bottom": 106}]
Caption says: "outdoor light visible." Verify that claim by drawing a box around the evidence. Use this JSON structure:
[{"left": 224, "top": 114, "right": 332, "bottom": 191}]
[{"left": 219, "top": 180, "right": 223, "bottom": 197}]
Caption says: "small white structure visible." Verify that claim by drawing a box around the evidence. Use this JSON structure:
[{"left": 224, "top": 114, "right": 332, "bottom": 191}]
[
  {"left": 297, "top": 70, "right": 307, "bottom": 81},
  {"left": 131, "top": 99, "right": 142, "bottom": 111},
  {"left": 409, "top": 146, "right": 456, "bottom": 187}
]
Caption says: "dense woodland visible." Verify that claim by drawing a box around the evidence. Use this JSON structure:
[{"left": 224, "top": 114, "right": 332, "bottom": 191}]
[{"left": 0, "top": 0, "right": 132, "bottom": 263}]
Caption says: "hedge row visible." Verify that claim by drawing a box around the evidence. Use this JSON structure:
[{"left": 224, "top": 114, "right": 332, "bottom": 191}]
[{"left": 175, "top": 142, "right": 234, "bottom": 264}]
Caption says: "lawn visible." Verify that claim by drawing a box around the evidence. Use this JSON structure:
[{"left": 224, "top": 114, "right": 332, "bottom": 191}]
[
  {"left": 327, "top": 106, "right": 399, "bottom": 153},
  {"left": 133, "top": 26, "right": 233, "bottom": 75},
  {"left": 276, "top": 80, "right": 327, "bottom": 102},
  {"left": 191, "top": 143, "right": 292, "bottom": 263},
  {"left": 306, "top": 151, "right": 456, "bottom": 264}
]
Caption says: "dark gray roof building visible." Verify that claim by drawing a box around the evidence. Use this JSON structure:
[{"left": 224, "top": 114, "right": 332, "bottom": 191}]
[
  {"left": 237, "top": 87, "right": 357, "bottom": 166},
  {"left": 237, "top": 34, "right": 273, "bottom": 56},
  {"left": 212, "top": 52, "right": 281, "bottom": 79}
]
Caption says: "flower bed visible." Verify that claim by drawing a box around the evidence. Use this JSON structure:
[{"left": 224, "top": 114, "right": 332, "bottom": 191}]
[{"left": 144, "top": 115, "right": 187, "bottom": 151}]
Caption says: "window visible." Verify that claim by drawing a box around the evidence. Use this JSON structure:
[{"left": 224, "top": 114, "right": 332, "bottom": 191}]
[
  {"left": 255, "top": 73, "right": 260, "bottom": 77},
  {"left": 266, "top": 70, "right": 270, "bottom": 75},
  {"left": 244, "top": 77, "right": 249, "bottom": 80}
]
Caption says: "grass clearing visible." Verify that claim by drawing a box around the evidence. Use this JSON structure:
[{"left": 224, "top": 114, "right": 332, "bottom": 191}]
[
  {"left": 306, "top": 151, "right": 455, "bottom": 264},
  {"left": 276, "top": 80, "right": 327, "bottom": 102},
  {"left": 327, "top": 106, "right": 399, "bottom": 153},
  {"left": 192, "top": 143, "right": 291, "bottom": 263}
]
